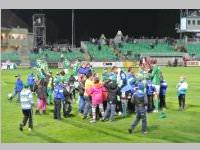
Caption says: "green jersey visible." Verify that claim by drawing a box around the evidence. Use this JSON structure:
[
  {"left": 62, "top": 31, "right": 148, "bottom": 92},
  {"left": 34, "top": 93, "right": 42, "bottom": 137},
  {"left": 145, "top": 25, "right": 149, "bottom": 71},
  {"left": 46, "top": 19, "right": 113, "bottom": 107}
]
[
  {"left": 64, "top": 60, "right": 70, "bottom": 69},
  {"left": 41, "top": 61, "right": 48, "bottom": 72},
  {"left": 36, "top": 59, "right": 41, "bottom": 68},
  {"left": 73, "top": 61, "right": 81, "bottom": 72},
  {"left": 151, "top": 65, "right": 161, "bottom": 85}
]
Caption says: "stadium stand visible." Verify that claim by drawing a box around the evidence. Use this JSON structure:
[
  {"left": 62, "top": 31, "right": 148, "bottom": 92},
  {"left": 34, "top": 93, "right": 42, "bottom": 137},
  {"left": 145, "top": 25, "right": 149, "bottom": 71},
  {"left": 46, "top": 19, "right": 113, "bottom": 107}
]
[
  {"left": 1, "top": 53, "right": 20, "bottom": 61},
  {"left": 85, "top": 44, "right": 119, "bottom": 61},
  {"left": 28, "top": 50, "right": 85, "bottom": 61}
]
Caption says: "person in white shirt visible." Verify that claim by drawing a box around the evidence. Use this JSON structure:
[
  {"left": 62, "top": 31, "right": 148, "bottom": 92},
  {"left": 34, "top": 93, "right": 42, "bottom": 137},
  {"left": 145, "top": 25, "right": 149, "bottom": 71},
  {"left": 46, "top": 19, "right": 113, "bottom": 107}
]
[{"left": 19, "top": 82, "right": 34, "bottom": 131}]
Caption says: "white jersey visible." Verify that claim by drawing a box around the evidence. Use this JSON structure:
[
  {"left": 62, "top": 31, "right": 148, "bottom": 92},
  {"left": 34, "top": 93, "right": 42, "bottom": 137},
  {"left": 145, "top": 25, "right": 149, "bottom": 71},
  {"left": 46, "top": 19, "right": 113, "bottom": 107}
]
[{"left": 20, "top": 89, "right": 34, "bottom": 110}]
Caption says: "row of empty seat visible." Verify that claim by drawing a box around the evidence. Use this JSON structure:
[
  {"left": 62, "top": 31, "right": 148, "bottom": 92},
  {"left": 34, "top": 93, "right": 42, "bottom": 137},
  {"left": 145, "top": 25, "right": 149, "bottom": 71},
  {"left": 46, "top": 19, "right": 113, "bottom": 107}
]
[{"left": 86, "top": 44, "right": 119, "bottom": 61}]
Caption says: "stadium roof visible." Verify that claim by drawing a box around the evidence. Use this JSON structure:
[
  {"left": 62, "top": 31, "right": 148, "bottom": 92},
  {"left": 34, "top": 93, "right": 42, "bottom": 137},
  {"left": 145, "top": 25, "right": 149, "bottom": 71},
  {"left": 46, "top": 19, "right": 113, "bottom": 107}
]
[{"left": 1, "top": 10, "right": 29, "bottom": 29}]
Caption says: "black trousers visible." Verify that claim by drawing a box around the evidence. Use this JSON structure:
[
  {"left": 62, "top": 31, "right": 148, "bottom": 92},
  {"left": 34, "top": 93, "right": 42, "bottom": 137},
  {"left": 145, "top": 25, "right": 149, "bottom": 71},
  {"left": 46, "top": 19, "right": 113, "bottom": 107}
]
[
  {"left": 62, "top": 99, "right": 72, "bottom": 117},
  {"left": 7, "top": 65, "right": 10, "bottom": 70},
  {"left": 178, "top": 94, "right": 186, "bottom": 109},
  {"left": 147, "top": 95, "right": 154, "bottom": 112},
  {"left": 30, "top": 85, "right": 34, "bottom": 92},
  {"left": 116, "top": 101, "right": 122, "bottom": 113},
  {"left": 54, "top": 98, "right": 61, "bottom": 119},
  {"left": 128, "top": 99, "right": 135, "bottom": 113},
  {"left": 21, "top": 109, "right": 33, "bottom": 128},
  {"left": 160, "top": 94, "right": 166, "bottom": 108}
]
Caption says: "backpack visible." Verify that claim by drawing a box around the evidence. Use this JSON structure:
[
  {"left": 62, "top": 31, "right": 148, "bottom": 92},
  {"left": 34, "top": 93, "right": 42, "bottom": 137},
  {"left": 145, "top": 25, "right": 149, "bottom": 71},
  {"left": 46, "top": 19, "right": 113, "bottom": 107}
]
[{"left": 102, "top": 87, "right": 108, "bottom": 101}]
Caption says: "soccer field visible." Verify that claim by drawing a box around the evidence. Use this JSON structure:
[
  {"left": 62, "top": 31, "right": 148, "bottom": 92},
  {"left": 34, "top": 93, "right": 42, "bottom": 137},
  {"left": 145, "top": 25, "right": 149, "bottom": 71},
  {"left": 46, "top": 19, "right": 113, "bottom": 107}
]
[{"left": 1, "top": 67, "right": 200, "bottom": 143}]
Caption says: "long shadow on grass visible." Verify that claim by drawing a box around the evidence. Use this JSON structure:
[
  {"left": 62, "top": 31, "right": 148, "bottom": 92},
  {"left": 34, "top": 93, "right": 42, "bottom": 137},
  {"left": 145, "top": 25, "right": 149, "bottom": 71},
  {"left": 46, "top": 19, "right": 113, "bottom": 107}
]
[
  {"left": 60, "top": 119, "right": 132, "bottom": 142},
  {"left": 24, "top": 130, "right": 63, "bottom": 143}
]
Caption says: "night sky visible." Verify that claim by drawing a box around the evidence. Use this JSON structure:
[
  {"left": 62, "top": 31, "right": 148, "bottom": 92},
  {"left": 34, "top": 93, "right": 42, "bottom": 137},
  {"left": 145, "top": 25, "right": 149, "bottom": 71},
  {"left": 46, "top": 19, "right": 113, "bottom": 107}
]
[{"left": 9, "top": 9, "right": 180, "bottom": 46}]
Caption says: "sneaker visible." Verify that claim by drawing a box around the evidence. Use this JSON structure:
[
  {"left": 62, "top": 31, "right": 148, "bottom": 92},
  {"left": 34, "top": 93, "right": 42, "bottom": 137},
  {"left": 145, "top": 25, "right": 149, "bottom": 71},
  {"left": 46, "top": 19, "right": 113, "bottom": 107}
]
[
  {"left": 153, "top": 110, "right": 158, "bottom": 113},
  {"left": 42, "top": 110, "right": 48, "bottom": 115},
  {"left": 90, "top": 119, "right": 96, "bottom": 123},
  {"left": 142, "top": 131, "right": 148, "bottom": 134},
  {"left": 128, "top": 129, "right": 132, "bottom": 134},
  {"left": 19, "top": 124, "right": 23, "bottom": 131},
  {"left": 35, "top": 110, "right": 40, "bottom": 115},
  {"left": 64, "top": 114, "right": 70, "bottom": 118},
  {"left": 178, "top": 108, "right": 183, "bottom": 111}
]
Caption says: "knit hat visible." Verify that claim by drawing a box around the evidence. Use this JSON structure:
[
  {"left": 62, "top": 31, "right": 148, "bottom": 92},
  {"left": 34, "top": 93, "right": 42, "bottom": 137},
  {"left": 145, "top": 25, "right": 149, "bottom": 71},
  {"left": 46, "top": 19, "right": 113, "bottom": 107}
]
[
  {"left": 23, "top": 82, "right": 29, "bottom": 88},
  {"left": 138, "top": 82, "right": 144, "bottom": 91}
]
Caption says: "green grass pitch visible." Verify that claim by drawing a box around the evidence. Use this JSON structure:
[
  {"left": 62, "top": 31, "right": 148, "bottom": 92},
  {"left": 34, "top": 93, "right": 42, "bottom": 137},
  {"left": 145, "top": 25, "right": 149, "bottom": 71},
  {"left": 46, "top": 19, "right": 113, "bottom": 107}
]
[{"left": 1, "top": 67, "right": 200, "bottom": 143}]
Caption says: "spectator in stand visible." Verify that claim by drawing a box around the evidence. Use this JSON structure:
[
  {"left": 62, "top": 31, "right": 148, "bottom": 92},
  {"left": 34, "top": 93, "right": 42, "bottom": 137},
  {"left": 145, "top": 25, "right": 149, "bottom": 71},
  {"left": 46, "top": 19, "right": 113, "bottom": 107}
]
[{"left": 6, "top": 59, "right": 11, "bottom": 70}]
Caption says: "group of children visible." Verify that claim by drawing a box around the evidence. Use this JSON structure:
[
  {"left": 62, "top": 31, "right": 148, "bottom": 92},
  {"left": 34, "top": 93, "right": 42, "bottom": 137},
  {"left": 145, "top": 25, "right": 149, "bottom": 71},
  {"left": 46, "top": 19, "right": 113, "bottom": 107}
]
[{"left": 8, "top": 58, "right": 188, "bottom": 134}]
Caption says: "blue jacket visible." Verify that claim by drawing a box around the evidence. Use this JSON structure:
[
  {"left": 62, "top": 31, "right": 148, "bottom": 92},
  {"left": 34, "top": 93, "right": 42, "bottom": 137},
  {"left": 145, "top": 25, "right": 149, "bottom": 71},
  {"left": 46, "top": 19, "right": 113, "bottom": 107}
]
[
  {"left": 27, "top": 74, "right": 35, "bottom": 86},
  {"left": 54, "top": 84, "right": 65, "bottom": 101},
  {"left": 127, "top": 73, "right": 137, "bottom": 86},
  {"left": 78, "top": 67, "right": 91, "bottom": 75},
  {"left": 177, "top": 81, "right": 188, "bottom": 95},
  {"left": 146, "top": 80, "right": 155, "bottom": 95},
  {"left": 15, "top": 78, "right": 23, "bottom": 92},
  {"left": 160, "top": 80, "right": 168, "bottom": 95}
]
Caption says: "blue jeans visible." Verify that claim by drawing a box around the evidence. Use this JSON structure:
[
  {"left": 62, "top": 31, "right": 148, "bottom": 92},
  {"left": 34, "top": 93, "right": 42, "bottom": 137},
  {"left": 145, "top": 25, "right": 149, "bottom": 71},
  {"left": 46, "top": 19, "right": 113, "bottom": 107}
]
[
  {"left": 104, "top": 102, "right": 116, "bottom": 121},
  {"left": 130, "top": 109, "right": 147, "bottom": 132},
  {"left": 78, "top": 96, "right": 85, "bottom": 113},
  {"left": 11, "top": 91, "right": 21, "bottom": 102},
  {"left": 83, "top": 96, "right": 92, "bottom": 117}
]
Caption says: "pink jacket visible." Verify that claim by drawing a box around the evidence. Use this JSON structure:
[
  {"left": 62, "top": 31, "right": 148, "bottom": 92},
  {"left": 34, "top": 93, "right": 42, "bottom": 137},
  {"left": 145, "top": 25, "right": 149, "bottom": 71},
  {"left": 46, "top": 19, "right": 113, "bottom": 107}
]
[{"left": 86, "top": 83, "right": 106, "bottom": 105}]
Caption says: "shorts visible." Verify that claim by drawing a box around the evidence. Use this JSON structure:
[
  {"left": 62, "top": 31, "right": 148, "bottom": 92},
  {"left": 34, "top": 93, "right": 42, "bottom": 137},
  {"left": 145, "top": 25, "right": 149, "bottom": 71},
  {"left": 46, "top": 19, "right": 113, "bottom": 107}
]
[
  {"left": 120, "top": 90, "right": 131, "bottom": 99},
  {"left": 153, "top": 85, "right": 160, "bottom": 95}
]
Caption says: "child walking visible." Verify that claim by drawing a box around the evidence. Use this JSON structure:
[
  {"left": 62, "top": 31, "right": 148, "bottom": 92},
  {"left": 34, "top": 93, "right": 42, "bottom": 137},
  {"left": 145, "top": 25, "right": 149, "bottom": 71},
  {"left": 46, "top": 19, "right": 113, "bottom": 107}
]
[
  {"left": 128, "top": 82, "right": 148, "bottom": 134},
  {"left": 19, "top": 83, "right": 34, "bottom": 131},
  {"left": 176, "top": 76, "right": 188, "bottom": 111},
  {"left": 86, "top": 77, "right": 106, "bottom": 123},
  {"left": 35, "top": 75, "right": 48, "bottom": 115},
  {"left": 8, "top": 74, "right": 23, "bottom": 103}
]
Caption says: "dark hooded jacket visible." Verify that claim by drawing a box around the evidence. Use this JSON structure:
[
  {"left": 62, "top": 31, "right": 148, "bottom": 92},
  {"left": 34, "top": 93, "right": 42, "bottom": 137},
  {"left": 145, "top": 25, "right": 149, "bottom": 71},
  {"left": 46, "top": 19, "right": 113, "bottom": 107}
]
[{"left": 104, "top": 80, "right": 120, "bottom": 104}]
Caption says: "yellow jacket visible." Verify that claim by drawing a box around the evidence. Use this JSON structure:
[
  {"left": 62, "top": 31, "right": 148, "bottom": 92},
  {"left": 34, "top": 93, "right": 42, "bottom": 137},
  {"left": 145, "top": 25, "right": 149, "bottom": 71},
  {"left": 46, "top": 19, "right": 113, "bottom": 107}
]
[{"left": 84, "top": 79, "right": 93, "bottom": 96}]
